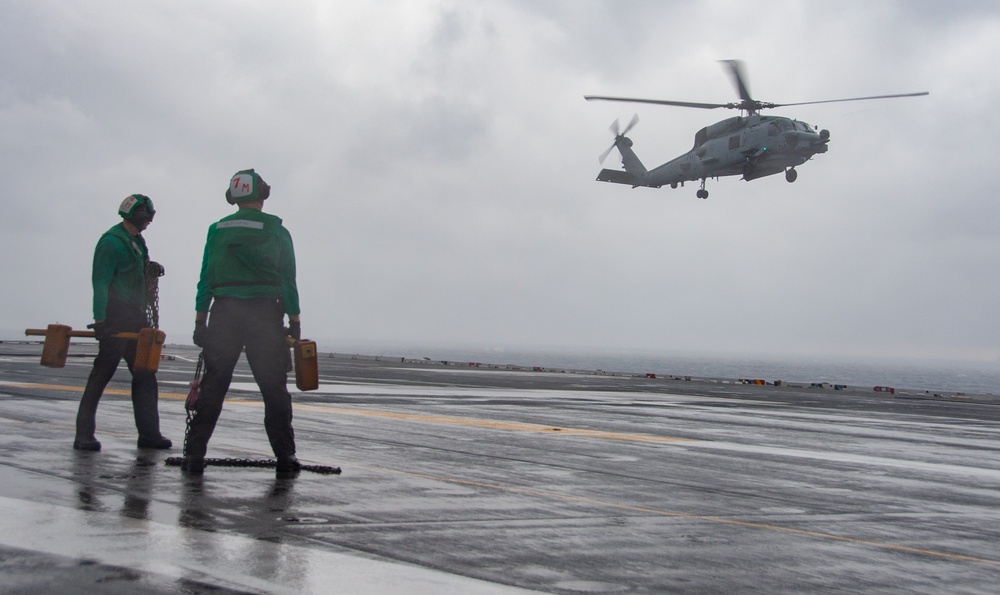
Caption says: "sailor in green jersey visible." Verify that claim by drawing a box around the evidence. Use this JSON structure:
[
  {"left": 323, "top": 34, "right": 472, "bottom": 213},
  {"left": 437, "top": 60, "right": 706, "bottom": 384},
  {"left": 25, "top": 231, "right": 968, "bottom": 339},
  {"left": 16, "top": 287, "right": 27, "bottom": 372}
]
[
  {"left": 194, "top": 204, "right": 299, "bottom": 313},
  {"left": 74, "top": 194, "right": 172, "bottom": 451},
  {"left": 184, "top": 169, "right": 303, "bottom": 477}
]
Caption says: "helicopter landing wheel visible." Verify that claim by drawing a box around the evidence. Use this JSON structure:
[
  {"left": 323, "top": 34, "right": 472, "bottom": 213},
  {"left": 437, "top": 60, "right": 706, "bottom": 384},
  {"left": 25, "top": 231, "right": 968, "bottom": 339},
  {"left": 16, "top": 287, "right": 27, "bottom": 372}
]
[
  {"left": 697, "top": 179, "right": 708, "bottom": 199},
  {"left": 785, "top": 168, "right": 798, "bottom": 183}
]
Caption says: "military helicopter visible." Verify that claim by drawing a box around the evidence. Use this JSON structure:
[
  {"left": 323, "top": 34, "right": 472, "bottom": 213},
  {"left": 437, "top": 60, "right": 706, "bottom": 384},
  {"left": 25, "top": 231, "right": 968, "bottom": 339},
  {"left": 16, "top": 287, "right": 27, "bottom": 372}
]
[{"left": 585, "top": 60, "right": 928, "bottom": 199}]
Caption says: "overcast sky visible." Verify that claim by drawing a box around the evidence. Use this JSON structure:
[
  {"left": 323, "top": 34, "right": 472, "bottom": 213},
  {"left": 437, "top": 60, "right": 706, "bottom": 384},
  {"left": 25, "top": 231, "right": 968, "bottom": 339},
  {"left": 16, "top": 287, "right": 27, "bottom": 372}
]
[{"left": 2, "top": 1, "right": 998, "bottom": 365}]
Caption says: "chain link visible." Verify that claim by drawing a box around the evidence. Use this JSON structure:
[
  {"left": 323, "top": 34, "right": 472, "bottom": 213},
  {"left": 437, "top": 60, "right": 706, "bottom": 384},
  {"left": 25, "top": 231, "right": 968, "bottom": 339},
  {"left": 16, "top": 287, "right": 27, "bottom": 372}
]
[
  {"left": 182, "top": 354, "right": 203, "bottom": 457},
  {"left": 145, "top": 264, "right": 160, "bottom": 329},
  {"left": 172, "top": 327, "right": 340, "bottom": 475}
]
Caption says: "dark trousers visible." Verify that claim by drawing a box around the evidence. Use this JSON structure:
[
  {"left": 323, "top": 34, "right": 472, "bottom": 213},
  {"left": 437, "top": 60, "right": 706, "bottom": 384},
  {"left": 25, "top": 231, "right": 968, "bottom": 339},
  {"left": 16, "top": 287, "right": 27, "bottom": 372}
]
[
  {"left": 76, "top": 301, "right": 161, "bottom": 440},
  {"left": 184, "top": 297, "right": 295, "bottom": 459}
]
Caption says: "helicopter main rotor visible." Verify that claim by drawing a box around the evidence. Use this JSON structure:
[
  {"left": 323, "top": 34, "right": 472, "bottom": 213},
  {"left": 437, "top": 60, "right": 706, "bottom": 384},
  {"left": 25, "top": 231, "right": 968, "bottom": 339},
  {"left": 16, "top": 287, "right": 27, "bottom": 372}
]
[{"left": 585, "top": 60, "right": 928, "bottom": 116}]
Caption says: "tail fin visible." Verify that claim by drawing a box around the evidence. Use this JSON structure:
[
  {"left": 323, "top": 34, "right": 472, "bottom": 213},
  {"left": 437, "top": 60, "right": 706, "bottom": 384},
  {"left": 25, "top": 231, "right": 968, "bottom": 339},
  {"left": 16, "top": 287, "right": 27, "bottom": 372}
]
[
  {"left": 614, "top": 136, "right": 647, "bottom": 176},
  {"left": 595, "top": 116, "right": 649, "bottom": 187},
  {"left": 597, "top": 136, "right": 649, "bottom": 187}
]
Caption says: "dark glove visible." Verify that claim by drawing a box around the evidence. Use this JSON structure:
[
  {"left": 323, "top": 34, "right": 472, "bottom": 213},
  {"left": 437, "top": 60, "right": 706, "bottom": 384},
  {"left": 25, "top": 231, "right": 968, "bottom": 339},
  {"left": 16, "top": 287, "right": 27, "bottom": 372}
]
[
  {"left": 147, "top": 261, "right": 165, "bottom": 277},
  {"left": 88, "top": 320, "right": 114, "bottom": 341},
  {"left": 193, "top": 320, "right": 208, "bottom": 348},
  {"left": 286, "top": 320, "right": 301, "bottom": 341}
]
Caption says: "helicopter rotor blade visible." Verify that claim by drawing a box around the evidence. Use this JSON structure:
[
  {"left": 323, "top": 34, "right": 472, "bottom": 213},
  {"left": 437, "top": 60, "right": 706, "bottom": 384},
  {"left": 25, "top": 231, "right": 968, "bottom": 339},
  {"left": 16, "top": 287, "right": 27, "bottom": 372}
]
[
  {"left": 621, "top": 113, "right": 639, "bottom": 136},
  {"left": 600, "top": 118, "right": 621, "bottom": 162},
  {"left": 585, "top": 95, "right": 728, "bottom": 110},
  {"left": 769, "top": 91, "right": 929, "bottom": 109},
  {"left": 720, "top": 59, "right": 753, "bottom": 103},
  {"left": 586, "top": 90, "right": 928, "bottom": 114},
  {"left": 588, "top": 60, "right": 928, "bottom": 117},
  {"left": 599, "top": 142, "right": 617, "bottom": 164}
]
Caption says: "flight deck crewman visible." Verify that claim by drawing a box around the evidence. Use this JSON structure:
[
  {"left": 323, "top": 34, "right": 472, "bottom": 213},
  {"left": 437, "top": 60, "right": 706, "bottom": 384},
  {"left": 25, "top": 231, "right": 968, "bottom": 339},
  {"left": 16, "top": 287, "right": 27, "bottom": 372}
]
[
  {"left": 183, "top": 169, "right": 302, "bottom": 477},
  {"left": 74, "top": 194, "right": 172, "bottom": 451}
]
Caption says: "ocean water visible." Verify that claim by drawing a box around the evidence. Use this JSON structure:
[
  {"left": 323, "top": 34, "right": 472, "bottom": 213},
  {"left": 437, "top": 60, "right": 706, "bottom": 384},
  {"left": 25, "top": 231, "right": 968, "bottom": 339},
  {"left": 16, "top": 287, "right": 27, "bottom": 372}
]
[
  {"left": 6, "top": 330, "right": 995, "bottom": 395},
  {"left": 330, "top": 341, "right": 1000, "bottom": 396}
]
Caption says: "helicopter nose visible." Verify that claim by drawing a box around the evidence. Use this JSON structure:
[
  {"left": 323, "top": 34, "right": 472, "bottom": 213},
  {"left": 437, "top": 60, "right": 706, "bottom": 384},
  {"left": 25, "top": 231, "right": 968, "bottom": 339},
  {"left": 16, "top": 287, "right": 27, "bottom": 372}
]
[
  {"left": 812, "top": 132, "right": 829, "bottom": 153},
  {"left": 784, "top": 130, "right": 822, "bottom": 149},
  {"left": 814, "top": 129, "right": 830, "bottom": 152},
  {"left": 787, "top": 130, "right": 829, "bottom": 154}
]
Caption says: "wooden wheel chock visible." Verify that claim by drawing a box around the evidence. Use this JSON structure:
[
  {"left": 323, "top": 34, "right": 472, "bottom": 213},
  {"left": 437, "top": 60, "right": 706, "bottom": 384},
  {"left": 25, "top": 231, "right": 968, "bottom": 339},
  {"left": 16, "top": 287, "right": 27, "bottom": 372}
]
[
  {"left": 25, "top": 324, "right": 166, "bottom": 373},
  {"left": 291, "top": 338, "right": 318, "bottom": 391}
]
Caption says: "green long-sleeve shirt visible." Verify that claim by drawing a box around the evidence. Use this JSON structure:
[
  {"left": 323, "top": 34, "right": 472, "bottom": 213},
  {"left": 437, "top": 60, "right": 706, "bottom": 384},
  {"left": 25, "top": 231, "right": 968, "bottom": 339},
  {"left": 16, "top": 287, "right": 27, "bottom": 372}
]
[
  {"left": 92, "top": 223, "right": 148, "bottom": 320},
  {"left": 195, "top": 208, "right": 300, "bottom": 315}
]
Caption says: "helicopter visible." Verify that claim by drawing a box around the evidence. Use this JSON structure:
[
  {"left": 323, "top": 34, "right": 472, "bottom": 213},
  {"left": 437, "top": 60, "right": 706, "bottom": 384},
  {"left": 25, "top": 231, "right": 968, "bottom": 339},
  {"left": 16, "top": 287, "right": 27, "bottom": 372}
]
[{"left": 585, "top": 60, "right": 928, "bottom": 199}]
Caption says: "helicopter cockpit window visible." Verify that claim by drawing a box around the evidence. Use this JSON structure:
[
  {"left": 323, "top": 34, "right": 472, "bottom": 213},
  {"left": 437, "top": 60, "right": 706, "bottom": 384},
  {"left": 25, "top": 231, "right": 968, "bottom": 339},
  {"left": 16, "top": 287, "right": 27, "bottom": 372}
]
[
  {"left": 694, "top": 127, "right": 708, "bottom": 148},
  {"left": 795, "top": 121, "right": 812, "bottom": 131},
  {"left": 768, "top": 122, "right": 781, "bottom": 136}
]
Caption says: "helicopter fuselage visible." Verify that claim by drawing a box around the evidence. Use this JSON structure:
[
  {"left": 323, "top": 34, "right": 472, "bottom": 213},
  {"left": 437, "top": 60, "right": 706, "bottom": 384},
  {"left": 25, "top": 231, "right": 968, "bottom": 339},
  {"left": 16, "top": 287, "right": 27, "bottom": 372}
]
[{"left": 598, "top": 115, "right": 830, "bottom": 193}]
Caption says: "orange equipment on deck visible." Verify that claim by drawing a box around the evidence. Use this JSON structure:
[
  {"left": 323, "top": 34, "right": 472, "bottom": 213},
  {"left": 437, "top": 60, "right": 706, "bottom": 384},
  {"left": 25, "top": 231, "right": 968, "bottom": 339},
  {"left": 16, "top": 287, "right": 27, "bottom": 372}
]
[{"left": 25, "top": 324, "right": 166, "bottom": 374}]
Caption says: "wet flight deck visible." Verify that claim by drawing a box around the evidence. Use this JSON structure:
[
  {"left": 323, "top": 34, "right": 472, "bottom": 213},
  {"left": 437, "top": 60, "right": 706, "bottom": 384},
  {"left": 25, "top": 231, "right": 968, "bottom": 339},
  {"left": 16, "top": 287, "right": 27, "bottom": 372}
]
[{"left": 1, "top": 341, "right": 999, "bottom": 593}]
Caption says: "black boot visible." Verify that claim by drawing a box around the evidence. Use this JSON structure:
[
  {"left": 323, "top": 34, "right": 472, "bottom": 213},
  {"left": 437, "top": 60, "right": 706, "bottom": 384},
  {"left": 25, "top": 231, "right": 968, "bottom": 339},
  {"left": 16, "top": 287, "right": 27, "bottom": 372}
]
[
  {"left": 137, "top": 435, "right": 172, "bottom": 449},
  {"left": 181, "top": 456, "right": 205, "bottom": 474},
  {"left": 73, "top": 437, "right": 102, "bottom": 451},
  {"left": 275, "top": 455, "right": 301, "bottom": 478}
]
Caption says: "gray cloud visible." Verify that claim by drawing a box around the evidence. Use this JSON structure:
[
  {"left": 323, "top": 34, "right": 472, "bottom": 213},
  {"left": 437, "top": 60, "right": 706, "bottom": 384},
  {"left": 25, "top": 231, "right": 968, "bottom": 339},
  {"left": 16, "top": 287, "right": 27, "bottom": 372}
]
[{"left": 2, "top": 0, "right": 998, "bottom": 365}]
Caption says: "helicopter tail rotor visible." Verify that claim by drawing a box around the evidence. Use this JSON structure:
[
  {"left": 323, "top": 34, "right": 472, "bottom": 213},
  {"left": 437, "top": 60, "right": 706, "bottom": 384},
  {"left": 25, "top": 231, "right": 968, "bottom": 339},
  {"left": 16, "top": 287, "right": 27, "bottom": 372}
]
[{"left": 599, "top": 114, "right": 639, "bottom": 163}]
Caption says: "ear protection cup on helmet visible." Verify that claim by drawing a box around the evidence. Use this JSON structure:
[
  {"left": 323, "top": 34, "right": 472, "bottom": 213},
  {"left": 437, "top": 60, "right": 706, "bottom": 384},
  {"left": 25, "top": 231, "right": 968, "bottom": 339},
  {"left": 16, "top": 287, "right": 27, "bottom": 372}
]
[
  {"left": 225, "top": 169, "right": 270, "bottom": 204},
  {"left": 225, "top": 182, "right": 238, "bottom": 205}
]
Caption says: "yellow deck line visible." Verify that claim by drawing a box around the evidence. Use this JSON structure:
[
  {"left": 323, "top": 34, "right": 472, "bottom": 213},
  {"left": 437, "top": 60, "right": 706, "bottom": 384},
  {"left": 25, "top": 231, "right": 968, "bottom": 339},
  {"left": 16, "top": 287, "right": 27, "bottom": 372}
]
[
  {"left": 294, "top": 402, "right": 697, "bottom": 443},
  {"left": 1, "top": 382, "right": 696, "bottom": 444}
]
